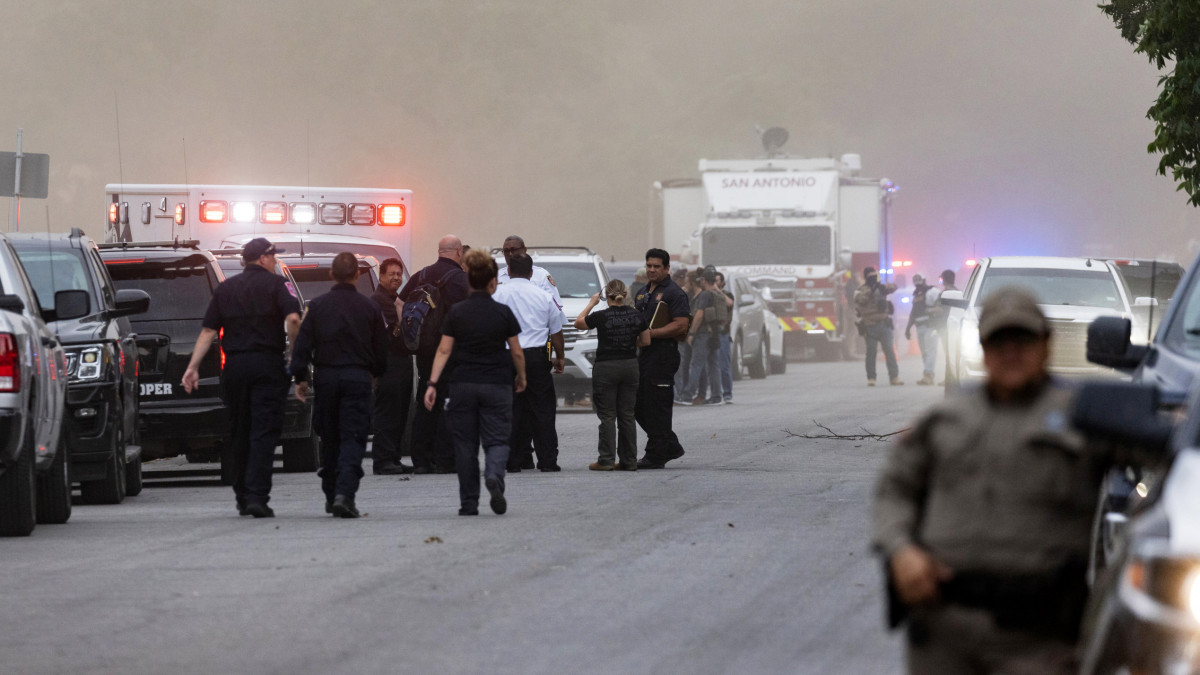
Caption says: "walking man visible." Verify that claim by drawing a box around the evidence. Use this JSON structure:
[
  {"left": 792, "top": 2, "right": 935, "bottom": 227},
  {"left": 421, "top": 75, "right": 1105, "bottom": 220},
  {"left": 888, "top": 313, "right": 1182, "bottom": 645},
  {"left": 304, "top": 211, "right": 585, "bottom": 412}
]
[
  {"left": 854, "top": 266, "right": 903, "bottom": 386},
  {"left": 399, "top": 235, "right": 470, "bottom": 474},
  {"left": 634, "top": 248, "right": 691, "bottom": 469},
  {"left": 493, "top": 253, "right": 565, "bottom": 472},
  {"left": 182, "top": 238, "right": 301, "bottom": 518},
  {"left": 289, "top": 253, "right": 388, "bottom": 518},
  {"left": 370, "top": 257, "right": 414, "bottom": 474}
]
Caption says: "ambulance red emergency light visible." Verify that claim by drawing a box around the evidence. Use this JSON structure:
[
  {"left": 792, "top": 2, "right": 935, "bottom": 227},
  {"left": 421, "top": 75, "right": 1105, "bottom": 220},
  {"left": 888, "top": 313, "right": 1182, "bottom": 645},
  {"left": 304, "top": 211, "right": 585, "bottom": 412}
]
[{"left": 103, "top": 184, "right": 412, "bottom": 267}]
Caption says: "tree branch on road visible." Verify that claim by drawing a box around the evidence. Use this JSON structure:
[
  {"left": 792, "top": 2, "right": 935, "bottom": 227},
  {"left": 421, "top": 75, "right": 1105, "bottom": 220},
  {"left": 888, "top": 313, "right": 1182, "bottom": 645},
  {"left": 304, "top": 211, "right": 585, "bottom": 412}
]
[{"left": 785, "top": 421, "right": 908, "bottom": 442}]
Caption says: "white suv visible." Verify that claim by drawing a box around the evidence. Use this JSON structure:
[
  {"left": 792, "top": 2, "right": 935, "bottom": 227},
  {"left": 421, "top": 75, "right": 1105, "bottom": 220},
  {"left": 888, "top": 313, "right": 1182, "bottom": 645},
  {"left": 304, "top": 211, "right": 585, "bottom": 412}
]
[
  {"left": 940, "top": 256, "right": 1136, "bottom": 392},
  {"left": 494, "top": 247, "right": 610, "bottom": 407}
]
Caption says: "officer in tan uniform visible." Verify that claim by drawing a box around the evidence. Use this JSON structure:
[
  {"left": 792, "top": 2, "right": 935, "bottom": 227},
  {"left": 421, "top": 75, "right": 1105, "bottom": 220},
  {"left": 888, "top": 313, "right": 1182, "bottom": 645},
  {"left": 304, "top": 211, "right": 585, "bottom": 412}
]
[{"left": 873, "top": 288, "right": 1103, "bottom": 674}]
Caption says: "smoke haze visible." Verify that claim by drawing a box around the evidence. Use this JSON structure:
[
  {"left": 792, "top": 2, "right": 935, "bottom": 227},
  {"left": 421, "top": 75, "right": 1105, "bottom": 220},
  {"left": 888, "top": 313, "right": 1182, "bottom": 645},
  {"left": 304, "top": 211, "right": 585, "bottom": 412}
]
[{"left": 1, "top": 0, "right": 1193, "bottom": 272}]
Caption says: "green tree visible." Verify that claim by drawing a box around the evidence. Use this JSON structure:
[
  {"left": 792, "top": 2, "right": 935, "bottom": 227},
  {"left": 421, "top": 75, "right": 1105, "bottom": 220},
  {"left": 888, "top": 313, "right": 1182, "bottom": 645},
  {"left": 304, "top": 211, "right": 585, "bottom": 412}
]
[{"left": 1101, "top": 0, "right": 1200, "bottom": 205}]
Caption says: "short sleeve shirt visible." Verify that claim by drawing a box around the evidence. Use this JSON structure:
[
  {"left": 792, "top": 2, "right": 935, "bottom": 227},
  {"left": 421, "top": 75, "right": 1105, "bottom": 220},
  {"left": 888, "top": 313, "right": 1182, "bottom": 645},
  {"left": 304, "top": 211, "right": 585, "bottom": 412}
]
[
  {"left": 634, "top": 275, "right": 690, "bottom": 346},
  {"left": 586, "top": 306, "right": 647, "bottom": 362},
  {"left": 442, "top": 292, "right": 521, "bottom": 385},
  {"left": 203, "top": 264, "right": 301, "bottom": 354}
]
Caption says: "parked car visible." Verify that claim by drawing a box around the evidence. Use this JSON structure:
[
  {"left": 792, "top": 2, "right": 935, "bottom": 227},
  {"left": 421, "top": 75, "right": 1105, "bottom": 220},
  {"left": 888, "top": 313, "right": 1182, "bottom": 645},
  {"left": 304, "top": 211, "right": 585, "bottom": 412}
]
[
  {"left": 605, "top": 260, "right": 644, "bottom": 294},
  {"left": 720, "top": 269, "right": 772, "bottom": 380},
  {"left": 1110, "top": 259, "right": 1185, "bottom": 343},
  {"left": 0, "top": 232, "right": 74, "bottom": 535},
  {"left": 1071, "top": 380, "right": 1195, "bottom": 675},
  {"left": 98, "top": 241, "right": 229, "bottom": 466},
  {"left": 494, "top": 247, "right": 609, "bottom": 408},
  {"left": 277, "top": 252, "right": 379, "bottom": 303},
  {"left": 10, "top": 229, "right": 149, "bottom": 504},
  {"left": 211, "top": 250, "right": 320, "bottom": 472},
  {"left": 940, "top": 256, "right": 1136, "bottom": 393}
]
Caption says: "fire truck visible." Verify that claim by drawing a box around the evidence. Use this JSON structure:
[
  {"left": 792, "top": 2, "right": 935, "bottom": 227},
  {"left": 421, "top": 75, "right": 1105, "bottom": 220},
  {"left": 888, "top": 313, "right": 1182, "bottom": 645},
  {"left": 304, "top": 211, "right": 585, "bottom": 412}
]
[
  {"left": 103, "top": 184, "right": 413, "bottom": 266},
  {"left": 665, "top": 153, "right": 895, "bottom": 360}
]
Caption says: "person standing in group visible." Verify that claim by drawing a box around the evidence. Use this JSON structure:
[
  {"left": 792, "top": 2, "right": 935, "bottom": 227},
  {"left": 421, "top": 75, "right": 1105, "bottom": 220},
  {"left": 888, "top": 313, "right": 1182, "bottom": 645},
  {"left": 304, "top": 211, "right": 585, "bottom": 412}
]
[
  {"left": 370, "top": 257, "right": 414, "bottom": 475},
  {"left": 904, "top": 273, "right": 938, "bottom": 386},
  {"left": 288, "top": 253, "right": 388, "bottom": 518},
  {"left": 497, "top": 235, "right": 565, "bottom": 310},
  {"left": 630, "top": 266, "right": 648, "bottom": 299},
  {"left": 575, "top": 279, "right": 650, "bottom": 470},
  {"left": 927, "top": 269, "right": 958, "bottom": 386},
  {"left": 424, "top": 250, "right": 526, "bottom": 516},
  {"left": 854, "top": 266, "right": 903, "bottom": 386},
  {"left": 673, "top": 269, "right": 695, "bottom": 398},
  {"left": 399, "top": 235, "right": 470, "bottom": 474},
  {"left": 634, "top": 248, "right": 691, "bottom": 469},
  {"left": 873, "top": 288, "right": 1102, "bottom": 674},
  {"left": 182, "top": 238, "right": 301, "bottom": 518},
  {"left": 493, "top": 253, "right": 565, "bottom": 473},
  {"left": 678, "top": 268, "right": 724, "bottom": 406},
  {"left": 714, "top": 271, "right": 735, "bottom": 404}
]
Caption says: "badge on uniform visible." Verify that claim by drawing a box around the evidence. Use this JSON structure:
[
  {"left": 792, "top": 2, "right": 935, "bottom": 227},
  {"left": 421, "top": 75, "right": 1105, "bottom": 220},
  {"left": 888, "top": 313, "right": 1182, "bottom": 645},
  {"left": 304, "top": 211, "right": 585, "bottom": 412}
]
[{"left": 285, "top": 281, "right": 299, "bottom": 298}]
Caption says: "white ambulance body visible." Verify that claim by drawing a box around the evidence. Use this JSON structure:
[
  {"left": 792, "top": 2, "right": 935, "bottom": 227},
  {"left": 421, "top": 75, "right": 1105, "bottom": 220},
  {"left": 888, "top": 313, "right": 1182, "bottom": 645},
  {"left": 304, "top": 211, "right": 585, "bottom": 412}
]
[{"left": 103, "top": 184, "right": 413, "bottom": 268}]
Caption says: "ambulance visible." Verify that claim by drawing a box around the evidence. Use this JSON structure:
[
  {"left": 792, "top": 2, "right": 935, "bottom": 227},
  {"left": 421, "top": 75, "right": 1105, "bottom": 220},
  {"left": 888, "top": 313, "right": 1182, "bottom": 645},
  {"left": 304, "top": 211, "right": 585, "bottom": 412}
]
[{"left": 103, "top": 184, "right": 412, "bottom": 270}]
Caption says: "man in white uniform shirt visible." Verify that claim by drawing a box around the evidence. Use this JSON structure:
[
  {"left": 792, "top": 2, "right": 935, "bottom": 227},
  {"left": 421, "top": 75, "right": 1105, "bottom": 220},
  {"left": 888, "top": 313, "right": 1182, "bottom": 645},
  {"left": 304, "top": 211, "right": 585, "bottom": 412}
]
[
  {"left": 498, "top": 235, "right": 565, "bottom": 316},
  {"left": 493, "top": 253, "right": 566, "bottom": 472}
]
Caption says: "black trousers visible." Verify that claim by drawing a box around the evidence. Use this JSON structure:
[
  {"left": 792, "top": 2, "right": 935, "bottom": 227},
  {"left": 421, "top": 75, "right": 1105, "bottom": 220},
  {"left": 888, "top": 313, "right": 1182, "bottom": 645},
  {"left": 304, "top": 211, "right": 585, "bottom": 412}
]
[
  {"left": 223, "top": 352, "right": 289, "bottom": 505},
  {"left": 412, "top": 350, "right": 454, "bottom": 470},
  {"left": 447, "top": 382, "right": 512, "bottom": 509},
  {"left": 508, "top": 347, "right": 558, "bottom": 469},
  {"left": 371, "top": 352, "right": 413, "bottom": 466},
  {"left": 314, "top": 367, "right": 373, "bottom": 501},
  {"left": 635, "top": 343, "right": 684, "bottom": 462}
]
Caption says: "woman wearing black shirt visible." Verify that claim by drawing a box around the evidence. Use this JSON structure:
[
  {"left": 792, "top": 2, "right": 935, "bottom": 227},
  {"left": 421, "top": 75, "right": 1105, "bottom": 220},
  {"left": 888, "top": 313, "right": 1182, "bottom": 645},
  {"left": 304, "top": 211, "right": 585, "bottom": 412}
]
[
  {"left": 574, "top": 279, "right": 650, "bottom": 471},
  {"left": 425, "top": 250, "right": 526, "bottom": 515}
]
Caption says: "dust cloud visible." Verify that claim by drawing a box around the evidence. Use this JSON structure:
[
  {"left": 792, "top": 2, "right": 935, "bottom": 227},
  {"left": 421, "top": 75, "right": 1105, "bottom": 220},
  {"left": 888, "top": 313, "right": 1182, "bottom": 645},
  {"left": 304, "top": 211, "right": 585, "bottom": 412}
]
[{"left": 0, "top": 0, "right": 1192, "bottom": 272}]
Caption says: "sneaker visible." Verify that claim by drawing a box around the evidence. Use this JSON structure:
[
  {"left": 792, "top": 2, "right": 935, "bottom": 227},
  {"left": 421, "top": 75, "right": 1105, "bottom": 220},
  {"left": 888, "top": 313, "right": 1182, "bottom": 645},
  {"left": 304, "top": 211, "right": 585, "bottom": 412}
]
[
  {"left": 705, "top": 398, "right": 722, "bottom": 405},
  {"left": 331, "top": 495, "right": 360, "bottom": 518},
  {"left": 867, "top": 379, "right": 876, "bottom": 387},
  {"left": 723, "top": 398, "right": 733, "bottom": 405},
  {"left": 485, "top": 477, "right": 507, "bottom": 515},
  {"left": 589, "top": 462, "right": 615, "bottom": 471},
  {"left": 890, "top": 378, "right": 905, "bottom": 386},
  {"left": 241, "top": 502, "right": 275, "bottom": 518},
  {"left": 916, "top": 375, "right": 933, "bottom": 386},
  {"left": 674, "top": 398, "right": 693, "bottom": 406}
]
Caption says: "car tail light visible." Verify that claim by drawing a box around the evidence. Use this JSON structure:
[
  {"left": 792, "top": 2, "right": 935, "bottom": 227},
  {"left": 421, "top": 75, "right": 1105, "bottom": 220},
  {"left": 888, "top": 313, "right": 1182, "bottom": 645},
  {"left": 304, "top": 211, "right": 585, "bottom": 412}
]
[
  {"left": 174, "top": 203, "right": 186, "bottom": 226},
  {"left": 379, "top": 204, "right": 405, "bottom": 226},
  {"left": 199, "top": 200, "right": 227, "bottom": 223},
  {"left": 261, "top": 202, "right": 287, "bottom": 224},
  {"left": 108, "top": 203, "right": 119, "bottom": 225},
  {"left": 348, "top": 203, "right": 375, "bottom": 225},
  {"left": 0, "top": 334, "right": 20, "bottom": 392}
]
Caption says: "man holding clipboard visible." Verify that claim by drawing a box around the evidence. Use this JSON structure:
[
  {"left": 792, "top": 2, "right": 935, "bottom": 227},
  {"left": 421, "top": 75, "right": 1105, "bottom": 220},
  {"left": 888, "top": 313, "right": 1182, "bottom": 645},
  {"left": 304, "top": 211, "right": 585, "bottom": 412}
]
[{"left": 633, "top": 248, "right": 692, "bottom": 469}]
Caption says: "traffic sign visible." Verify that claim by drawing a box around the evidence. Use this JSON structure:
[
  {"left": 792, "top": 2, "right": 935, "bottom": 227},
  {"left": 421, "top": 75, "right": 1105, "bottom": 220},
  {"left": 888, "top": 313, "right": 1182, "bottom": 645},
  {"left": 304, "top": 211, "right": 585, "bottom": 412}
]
[{"left": 0, "top": 151, "right": 49, "bottom": 198}]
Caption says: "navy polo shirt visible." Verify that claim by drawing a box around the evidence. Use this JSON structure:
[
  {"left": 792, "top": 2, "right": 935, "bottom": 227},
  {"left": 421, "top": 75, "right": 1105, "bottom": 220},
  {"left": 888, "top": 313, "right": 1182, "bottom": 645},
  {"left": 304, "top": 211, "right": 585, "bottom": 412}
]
[{"left": 203, "top": 264, "right": 301, "bottom": 355}]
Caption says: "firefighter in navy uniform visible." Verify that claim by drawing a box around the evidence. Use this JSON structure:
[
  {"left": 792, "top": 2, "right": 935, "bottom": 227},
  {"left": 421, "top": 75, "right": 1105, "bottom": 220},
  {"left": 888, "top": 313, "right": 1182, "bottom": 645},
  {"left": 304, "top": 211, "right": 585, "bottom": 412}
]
[
  {"left": 182, "top": 238, "right": 301, "bottom": 518},
  {"left": 633, "top": 248, "right": 691, "bottom": 469},
  {"left": 289, "top": 253, "right": 388, "bottom": 518}
]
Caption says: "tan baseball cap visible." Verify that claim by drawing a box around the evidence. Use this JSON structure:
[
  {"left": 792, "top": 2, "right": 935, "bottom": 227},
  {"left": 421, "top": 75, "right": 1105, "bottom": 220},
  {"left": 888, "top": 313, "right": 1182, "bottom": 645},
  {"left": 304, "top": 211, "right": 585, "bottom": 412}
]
[{"left": 978, "top": 287, "right": 1049, "bottom": 341}]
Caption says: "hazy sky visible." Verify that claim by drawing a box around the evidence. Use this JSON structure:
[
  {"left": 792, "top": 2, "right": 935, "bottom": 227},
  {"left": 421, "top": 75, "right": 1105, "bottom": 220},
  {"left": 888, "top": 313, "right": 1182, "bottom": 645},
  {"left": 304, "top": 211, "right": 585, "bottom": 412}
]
[{"left": 1, "top": 0, "right": 1194, "bottom": 273}]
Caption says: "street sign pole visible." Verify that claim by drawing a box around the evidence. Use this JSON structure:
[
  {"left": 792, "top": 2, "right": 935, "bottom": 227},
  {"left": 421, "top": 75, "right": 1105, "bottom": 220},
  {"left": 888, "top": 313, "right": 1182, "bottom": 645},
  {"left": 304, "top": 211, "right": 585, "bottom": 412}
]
[{"left": 10, "top": 129, "right": 21, "bottom": 232}]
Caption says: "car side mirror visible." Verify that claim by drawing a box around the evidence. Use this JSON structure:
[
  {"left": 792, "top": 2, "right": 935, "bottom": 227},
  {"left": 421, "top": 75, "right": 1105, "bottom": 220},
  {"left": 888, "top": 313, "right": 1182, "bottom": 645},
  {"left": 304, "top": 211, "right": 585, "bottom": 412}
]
[
  {"left": 738, "top": 293, "right": 755, "bottom": 307},
  {"left": 1072, "top": 381, "right": 1173, "bottom": 456},
  {"left": 110, "top": 288, "right": 150, "bottom": 318},
  {"left": 939, "top": 289, "right": 967, "bottom": 309},
  {"left": 1087, "top": 316, "right": 1146, "bottom": 371},
  {"left": 1134, "top": 296, "right": 1159, "bottom": 307},
  {"left": 52, "top": 289, "right": 90, "bottom": 321},
  {"left": 0, "top": 294, "right": 25, "bottom": 315}
]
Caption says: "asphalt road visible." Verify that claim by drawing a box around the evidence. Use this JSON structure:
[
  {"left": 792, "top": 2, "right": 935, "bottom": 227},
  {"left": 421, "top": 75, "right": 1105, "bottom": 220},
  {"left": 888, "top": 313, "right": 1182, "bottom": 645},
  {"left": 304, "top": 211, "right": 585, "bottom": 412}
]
[{"left": 1, "top": 354, "right": 942, "bottom": 675}]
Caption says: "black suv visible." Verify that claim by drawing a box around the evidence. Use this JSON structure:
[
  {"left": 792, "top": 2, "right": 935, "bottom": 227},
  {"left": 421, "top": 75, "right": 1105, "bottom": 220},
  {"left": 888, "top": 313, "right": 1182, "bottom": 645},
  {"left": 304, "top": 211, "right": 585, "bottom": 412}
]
[
  {"left": 10, "top": 229, "right": 149, "bottom": 504},
  {"left": 98, "top": 242, "right": 227, "bottom": 466},
  {"left": 212, "top": 251, "right": 319, "bottom": 472}
]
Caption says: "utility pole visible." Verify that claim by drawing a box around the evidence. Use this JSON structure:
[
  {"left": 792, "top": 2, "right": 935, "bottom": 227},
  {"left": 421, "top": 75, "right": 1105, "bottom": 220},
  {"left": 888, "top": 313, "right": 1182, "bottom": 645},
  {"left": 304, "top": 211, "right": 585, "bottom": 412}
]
[{"left": 10, "top": 129, "right": 22, "bottom": 232}]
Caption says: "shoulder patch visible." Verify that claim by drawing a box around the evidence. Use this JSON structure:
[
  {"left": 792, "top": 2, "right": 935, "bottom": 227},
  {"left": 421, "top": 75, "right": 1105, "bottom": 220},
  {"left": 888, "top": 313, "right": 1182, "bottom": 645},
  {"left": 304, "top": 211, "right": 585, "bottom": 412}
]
[
  {"left": 285, "top": 281, "right": 299, "bottom": 298},
  {"left": 546, "top": 274, "right": 556, "bottom": 287}
]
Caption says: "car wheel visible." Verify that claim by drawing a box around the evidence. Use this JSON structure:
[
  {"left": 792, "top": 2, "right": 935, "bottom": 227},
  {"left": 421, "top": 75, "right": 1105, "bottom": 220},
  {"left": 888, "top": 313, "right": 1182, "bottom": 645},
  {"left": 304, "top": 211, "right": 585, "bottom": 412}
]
[
  {"left": 732, "top": 335, "right": 744, "bottom": 382},
  {"left": 124, "top": 455, "right": 143, "bottom": 497},
  {"left": 281, "top": 434, "right": 320, "bottom": 473},
  {"left": 80, "top": 432, "right": 126, "bottom": 505},
  {"left": 748, "top": 338, "right": 767, "bottom": 379},
  {"left": 770, "top": 340, "right": 787, "bottom": 375},
  {"left": 0, "top": 425, "right": 36, "bottom": 536},
  {"left": 35, "top": 430, "right": 71, "bottom": 525}
]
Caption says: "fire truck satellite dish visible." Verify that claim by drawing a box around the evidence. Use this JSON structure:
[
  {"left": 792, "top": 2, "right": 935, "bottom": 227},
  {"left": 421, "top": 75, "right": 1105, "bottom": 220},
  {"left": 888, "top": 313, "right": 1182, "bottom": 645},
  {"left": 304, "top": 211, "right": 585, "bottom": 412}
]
[{"left": 761, "top": 127, "right": 789, "bottom": 154}]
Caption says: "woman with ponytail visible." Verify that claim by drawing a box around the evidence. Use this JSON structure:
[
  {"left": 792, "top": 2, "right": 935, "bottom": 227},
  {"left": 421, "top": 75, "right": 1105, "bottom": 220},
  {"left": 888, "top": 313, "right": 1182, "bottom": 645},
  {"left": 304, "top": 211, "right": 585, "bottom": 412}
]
[{"left": 574, "top": 279, "right": 650, "bottom": 471}]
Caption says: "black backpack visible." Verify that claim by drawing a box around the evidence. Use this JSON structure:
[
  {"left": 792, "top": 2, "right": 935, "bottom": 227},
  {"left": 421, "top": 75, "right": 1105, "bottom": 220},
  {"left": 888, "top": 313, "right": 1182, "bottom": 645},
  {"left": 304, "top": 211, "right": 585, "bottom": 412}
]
[{"left": 399, "top": 270, "right": 454, "bottom": 352}]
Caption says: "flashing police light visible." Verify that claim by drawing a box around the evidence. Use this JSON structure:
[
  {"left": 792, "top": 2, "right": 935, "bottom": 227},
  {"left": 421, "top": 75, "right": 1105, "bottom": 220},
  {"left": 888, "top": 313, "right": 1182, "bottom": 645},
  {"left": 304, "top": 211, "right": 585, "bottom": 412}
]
[
  {"left": 380, "top": 204, "right": 405, "bottom": 226},
  {"left": 108, "top": 203, "right": 118, "bottom": 225},
  {"left": 290, "top": 203, "right": 316, "bottom": 225},
  {"left": 261, "top": 202, "right": 286, "bottom": 224},
  {"left": 199, "top": 200, "right": 227, "bottom": 223},
  {"left": 231, "top": 201, "right": 256, "bottom": 224},
  {"left": 965, "top": 259, "right": 978, "bottom": 268},
  {"left": 174, "top": 203, "right": 186, "bottom": 226}
]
